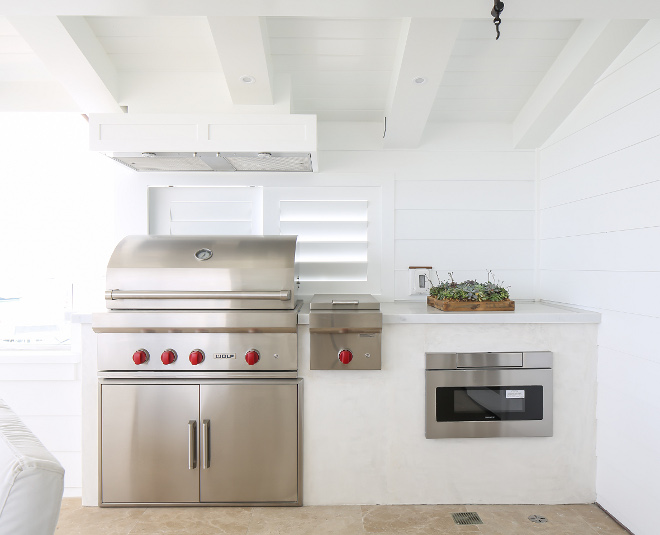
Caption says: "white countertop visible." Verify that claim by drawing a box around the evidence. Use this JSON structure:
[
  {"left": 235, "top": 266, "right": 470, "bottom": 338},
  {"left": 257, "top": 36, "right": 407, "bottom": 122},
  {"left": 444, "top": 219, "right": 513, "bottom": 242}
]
[
  {"left": 297, "top": 300, "right": 600, "bottom": 325},
  {"left": 76, "top": 301, "right": 601, "bottom": 326}
]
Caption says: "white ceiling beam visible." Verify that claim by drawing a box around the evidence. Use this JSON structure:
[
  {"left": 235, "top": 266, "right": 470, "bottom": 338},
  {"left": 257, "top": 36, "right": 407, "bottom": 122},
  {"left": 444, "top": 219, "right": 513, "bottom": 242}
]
[
  {"left": 383, "top": 18, "right": 460, "bottom": 149},
  {"left": 206, "top": 17, "right": 273, "bottom": 105},
  {"left": 513, "top": 19, "right": 647, "bottom": 149},
  {"left": 2, "top": 1, "right": 660, "bottom": 19},
  {"left": 7, "top": 16, "right": 122, "bottom": 113}
]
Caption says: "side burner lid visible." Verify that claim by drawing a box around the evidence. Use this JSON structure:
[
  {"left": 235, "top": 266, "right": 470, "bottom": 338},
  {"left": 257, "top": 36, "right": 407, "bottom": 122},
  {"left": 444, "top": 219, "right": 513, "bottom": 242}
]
[{"left": 309, "top": 294, "right": 380, "bottom": 311}]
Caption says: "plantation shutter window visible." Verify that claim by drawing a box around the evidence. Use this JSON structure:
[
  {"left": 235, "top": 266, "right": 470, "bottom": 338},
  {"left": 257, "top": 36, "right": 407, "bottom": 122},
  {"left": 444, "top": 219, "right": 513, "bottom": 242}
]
[
  {"left": 264, "top": 187, "right": 382, "bottom": 295},
  {"left": 148, "top": 185, "right": 382, "bottom": 295},
  {"left": 148, "top": 186, "right": 263, "bottom": 235},
  {"left": 280, "top": 200, "right": 368, "bottom": 281}
]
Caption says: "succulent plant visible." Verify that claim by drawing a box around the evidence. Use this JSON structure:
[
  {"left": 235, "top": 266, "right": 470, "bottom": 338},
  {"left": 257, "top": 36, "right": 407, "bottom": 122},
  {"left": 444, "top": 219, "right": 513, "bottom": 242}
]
[{"left": 427, "top": 271, "right": 510, "bottom": 302}]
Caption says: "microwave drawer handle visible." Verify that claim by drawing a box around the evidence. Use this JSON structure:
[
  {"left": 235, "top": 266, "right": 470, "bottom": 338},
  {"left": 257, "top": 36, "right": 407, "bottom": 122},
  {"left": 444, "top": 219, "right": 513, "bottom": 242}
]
[
  {"left": 331, "top": 300, "right": 360, "bottom": 305},
  {"left": 106, "top": 290, "right": 291, "bottom": 301}
]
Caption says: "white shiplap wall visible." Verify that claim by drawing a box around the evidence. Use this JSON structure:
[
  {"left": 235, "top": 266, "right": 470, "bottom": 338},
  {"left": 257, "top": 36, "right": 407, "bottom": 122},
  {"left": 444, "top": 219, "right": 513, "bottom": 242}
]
[
  {"left": 379, "top": 137, "right": 537, "bottom": 300},
  {"left": 315, "top": 123, "right": 537, "bottom": 301},
  {"left": 538, "top": 21, "right": 660, "bottom": 535},
  {"left": 0, "top": 356, "right": 82, "bottom": 496}
]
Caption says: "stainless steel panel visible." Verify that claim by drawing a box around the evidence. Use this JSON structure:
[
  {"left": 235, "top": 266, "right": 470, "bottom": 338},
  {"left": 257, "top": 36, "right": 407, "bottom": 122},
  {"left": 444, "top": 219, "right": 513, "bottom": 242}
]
[
  {"left": 310, "top": 293, "right": 380, "bottom": 310},
  {"left": 457, "top": 353, "right": 523, "bottom": 368},
  {"left": 309, "top": 311, "right": 382, "bottom": 332},
  {"left": 425, "top": 367, "right": 553, "bottom": 438},
  {"left": 101, "top": 384, "right": 200, "bottom": 503},
  {"left": 310, "top": 332, "right": 381, "bottom": 370},
  {"left": 200, "top": 381, "right": 300, "bottom": 503},
  {"left": 98, "top": 371, "right": 299, "bottom": 380},
  {"left": 105, "top": 235, "right": 297, "bottom": 310},
  {"left": 96, "top": 332, "right": 297, "bottom": 372},
  {"left": 426, "top": 351, "right": 552, "bottom": 370},
  {"left": 92, "top": 305, "right": 300, "bottom": 334}
]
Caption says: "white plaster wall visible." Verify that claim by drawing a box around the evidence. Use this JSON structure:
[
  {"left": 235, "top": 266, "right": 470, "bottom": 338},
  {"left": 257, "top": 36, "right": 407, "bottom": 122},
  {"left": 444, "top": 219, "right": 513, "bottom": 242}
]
[
  {"left": 538, "top": 21, "right": 660, "bottom": 535},
  {"left": 300, "top": 322, "right": 597, "bottom": 505}
]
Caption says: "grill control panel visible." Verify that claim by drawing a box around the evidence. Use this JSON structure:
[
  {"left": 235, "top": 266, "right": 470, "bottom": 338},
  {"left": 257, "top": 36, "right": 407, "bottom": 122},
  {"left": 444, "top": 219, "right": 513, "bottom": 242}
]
[{"left": 98, "top": 332, "right": 297, "bottom": 372}]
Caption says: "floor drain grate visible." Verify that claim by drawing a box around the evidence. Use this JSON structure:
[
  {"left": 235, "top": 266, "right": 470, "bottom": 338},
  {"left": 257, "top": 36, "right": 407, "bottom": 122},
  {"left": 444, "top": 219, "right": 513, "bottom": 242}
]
[
  {"left": 528, "top": 515, "right": 548, "bottom": 523},
  {"left": 452, "top": 512, "right": 483, "bottom": 525}
]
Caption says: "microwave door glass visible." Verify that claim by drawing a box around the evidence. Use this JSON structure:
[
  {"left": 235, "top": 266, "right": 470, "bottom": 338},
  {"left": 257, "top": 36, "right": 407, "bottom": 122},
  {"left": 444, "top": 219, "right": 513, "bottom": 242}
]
[{"left": 436, "top": 386, "right": 544, "bottom": 422}]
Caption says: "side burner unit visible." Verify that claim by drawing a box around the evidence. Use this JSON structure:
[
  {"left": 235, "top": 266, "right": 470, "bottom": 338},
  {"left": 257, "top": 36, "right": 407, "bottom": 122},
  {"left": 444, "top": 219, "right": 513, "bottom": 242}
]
[{"left": 309, "top": 294, "right": 382, "bottom": 370}]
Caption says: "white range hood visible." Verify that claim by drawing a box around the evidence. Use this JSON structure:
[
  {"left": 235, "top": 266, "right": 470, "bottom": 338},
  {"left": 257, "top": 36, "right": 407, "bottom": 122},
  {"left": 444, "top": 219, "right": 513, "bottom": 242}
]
[{"left": 88, "top": 114, "right": 317, "bottom": 172}]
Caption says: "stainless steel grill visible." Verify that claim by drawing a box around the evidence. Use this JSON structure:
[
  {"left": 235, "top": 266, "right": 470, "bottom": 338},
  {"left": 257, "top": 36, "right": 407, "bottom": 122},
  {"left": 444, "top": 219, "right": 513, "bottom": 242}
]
[{"left": 92, "top": 235, "right": 302, "bottom": 507}]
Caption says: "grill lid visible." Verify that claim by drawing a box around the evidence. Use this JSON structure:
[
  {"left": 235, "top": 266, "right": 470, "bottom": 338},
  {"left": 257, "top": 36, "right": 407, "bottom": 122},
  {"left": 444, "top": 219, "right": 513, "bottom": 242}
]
[{"left": 105, "top": 235, "right": 297, "bottom": 310}]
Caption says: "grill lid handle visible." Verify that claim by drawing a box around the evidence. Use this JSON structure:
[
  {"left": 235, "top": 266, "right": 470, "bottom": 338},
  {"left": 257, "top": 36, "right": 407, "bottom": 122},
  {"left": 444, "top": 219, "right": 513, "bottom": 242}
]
[{"left": 105, "top": 290, "right": 292, "bottom": 301}]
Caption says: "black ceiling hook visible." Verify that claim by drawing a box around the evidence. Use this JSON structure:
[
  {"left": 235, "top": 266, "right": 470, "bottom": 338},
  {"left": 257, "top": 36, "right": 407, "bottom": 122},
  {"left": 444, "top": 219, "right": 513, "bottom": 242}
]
[{"left": 491, "top": 0, "right": 504, "bottom": 40}]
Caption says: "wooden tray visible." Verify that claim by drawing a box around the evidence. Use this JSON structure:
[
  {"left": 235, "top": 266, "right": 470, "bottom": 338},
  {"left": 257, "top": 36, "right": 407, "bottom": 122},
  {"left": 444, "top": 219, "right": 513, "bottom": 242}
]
[{"left": 427, "top": 296, "right": 515, "bottom": 311}]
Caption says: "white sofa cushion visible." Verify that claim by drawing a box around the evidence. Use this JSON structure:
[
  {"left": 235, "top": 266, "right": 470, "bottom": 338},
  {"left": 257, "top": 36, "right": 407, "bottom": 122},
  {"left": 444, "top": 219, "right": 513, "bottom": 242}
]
[{"left": 0, "top": 399, "right": 64, "bottom": 535}]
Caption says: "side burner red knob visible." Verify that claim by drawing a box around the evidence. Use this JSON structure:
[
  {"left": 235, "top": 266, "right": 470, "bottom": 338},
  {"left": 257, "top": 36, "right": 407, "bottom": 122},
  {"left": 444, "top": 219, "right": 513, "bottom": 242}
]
[
  {"left": 189, "top": 350, "right": 204, "bottom": 366},
  {"left": 161, "top": 349, "right": 177, "bottom": 365},
  {"left": 245, "top": 349, "right": 260, "bottom": 366},
  {"left": 338, "top": 349, "right": 353, "bottom": 365},
  {"left": 133, "top": 349, "right": 149, "bottom": 365}
]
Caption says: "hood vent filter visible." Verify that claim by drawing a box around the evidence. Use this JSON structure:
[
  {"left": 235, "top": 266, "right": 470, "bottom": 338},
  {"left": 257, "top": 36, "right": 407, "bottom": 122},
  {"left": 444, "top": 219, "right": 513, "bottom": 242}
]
[
  {"left": 108, "top": 152, "right": 312, "bottom": 173},
  {"left": 224, "top": 154, "right": 312, "bottom": 172}
]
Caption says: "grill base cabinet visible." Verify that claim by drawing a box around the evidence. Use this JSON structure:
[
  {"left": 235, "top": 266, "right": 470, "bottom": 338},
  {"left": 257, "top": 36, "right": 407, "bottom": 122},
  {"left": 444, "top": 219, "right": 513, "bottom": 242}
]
[{"left": 100, "top": 380, "right": 301, "bottom": 506}]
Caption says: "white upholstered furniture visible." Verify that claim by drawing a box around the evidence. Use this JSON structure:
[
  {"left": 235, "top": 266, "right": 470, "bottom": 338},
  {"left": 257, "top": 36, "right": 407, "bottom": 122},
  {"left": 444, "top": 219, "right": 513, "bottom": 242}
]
[{"left": 0, "top": 399, "right": 64, "bottom": 535}]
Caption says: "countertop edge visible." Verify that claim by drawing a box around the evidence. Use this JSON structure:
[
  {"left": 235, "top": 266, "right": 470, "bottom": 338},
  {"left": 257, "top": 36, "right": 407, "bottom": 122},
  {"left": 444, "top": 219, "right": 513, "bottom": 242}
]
[{"left": 297, "top": 301, "right": 601, "bottom": 325}]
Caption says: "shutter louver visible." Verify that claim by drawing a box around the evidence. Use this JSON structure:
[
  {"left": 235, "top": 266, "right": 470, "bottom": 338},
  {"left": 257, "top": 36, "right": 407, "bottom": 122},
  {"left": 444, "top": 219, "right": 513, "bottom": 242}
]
[
  {"left": 169, "top": 201, "right": 253, "bottom": 235},
  {"left": 280, "top": 200, "right": 368, "bottom": 282}
]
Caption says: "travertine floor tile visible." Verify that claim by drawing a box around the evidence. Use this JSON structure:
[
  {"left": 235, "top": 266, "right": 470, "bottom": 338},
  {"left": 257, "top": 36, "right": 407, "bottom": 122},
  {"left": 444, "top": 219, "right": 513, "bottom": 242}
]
[
  {"left": 130, "top": 507, "right": 252, "bottom": 534},
  {"left": 248, "top": 505, "right": 365, "bottom": 534},
  {"left": 55, "top": 499, "right": 145, "bottom": 535},
  {"left": 361, "top": 504, "right": 479, "bottom": 533},
  {"left": 469, "top": 504, "right": 595, "bottom": 535},
  {"left": 568, "top": 504, "right": 629, "bottom": 534},
  {"left": 54, "top": 501, "right": 631, "bottom": 535}
]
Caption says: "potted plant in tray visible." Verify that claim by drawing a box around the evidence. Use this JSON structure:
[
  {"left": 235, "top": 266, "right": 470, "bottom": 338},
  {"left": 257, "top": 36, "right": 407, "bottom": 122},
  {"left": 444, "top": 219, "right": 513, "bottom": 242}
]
[{"left": 426, "top": 271, "right": 514, "bottom": 311}]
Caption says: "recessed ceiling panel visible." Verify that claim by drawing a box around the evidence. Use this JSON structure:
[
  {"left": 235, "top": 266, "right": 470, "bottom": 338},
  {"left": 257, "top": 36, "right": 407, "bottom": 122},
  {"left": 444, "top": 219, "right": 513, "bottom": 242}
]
[
  {"left": 267, "top": 17, "right": 399, "bottom": 121},
  {"left": 432, "top": 19, "right": 580, "bottom": 123}
]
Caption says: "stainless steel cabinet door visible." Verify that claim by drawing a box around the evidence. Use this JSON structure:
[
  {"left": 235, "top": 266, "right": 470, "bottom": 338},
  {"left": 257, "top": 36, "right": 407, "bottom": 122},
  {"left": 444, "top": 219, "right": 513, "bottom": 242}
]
[
  {"left": 101, "top": 384, "right": 200, "bottom": 504},
  {"left": 200, "top": 382, "right": 299, "bottom": 503}
]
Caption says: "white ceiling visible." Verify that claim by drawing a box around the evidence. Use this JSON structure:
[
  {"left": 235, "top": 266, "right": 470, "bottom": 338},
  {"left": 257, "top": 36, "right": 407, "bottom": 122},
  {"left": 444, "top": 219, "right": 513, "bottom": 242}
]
[{"left": 0, "top": 1, "right": 656, "bottom": 148}]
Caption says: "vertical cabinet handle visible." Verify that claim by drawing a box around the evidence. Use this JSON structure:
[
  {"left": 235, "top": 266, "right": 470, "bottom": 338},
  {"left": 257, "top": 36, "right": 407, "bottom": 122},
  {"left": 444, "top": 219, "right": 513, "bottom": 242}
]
[
  {"left": 188, "top": 420, "right": 197, "bottom": 470},
  {"left": 201, "top": 419, "right": 210, "bottom": 469}
]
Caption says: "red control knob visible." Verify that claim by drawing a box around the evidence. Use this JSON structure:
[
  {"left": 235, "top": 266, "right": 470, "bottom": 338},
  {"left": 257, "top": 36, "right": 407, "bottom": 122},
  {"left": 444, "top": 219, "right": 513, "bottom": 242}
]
[
  {"left": 338, "top": 349, "right": 353, "bottom": 365},
  {"left": 245, "top": 349, "right": 260, "bottom": 366},
  {"left": 133, "top": 349, "right": 149, "bottom": 365},
  {"left": 189, "top": 350, "right": 204, "bottom": 366},
  {"left": 161, "top": 349, "right": 177, "bottom": 365}
]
